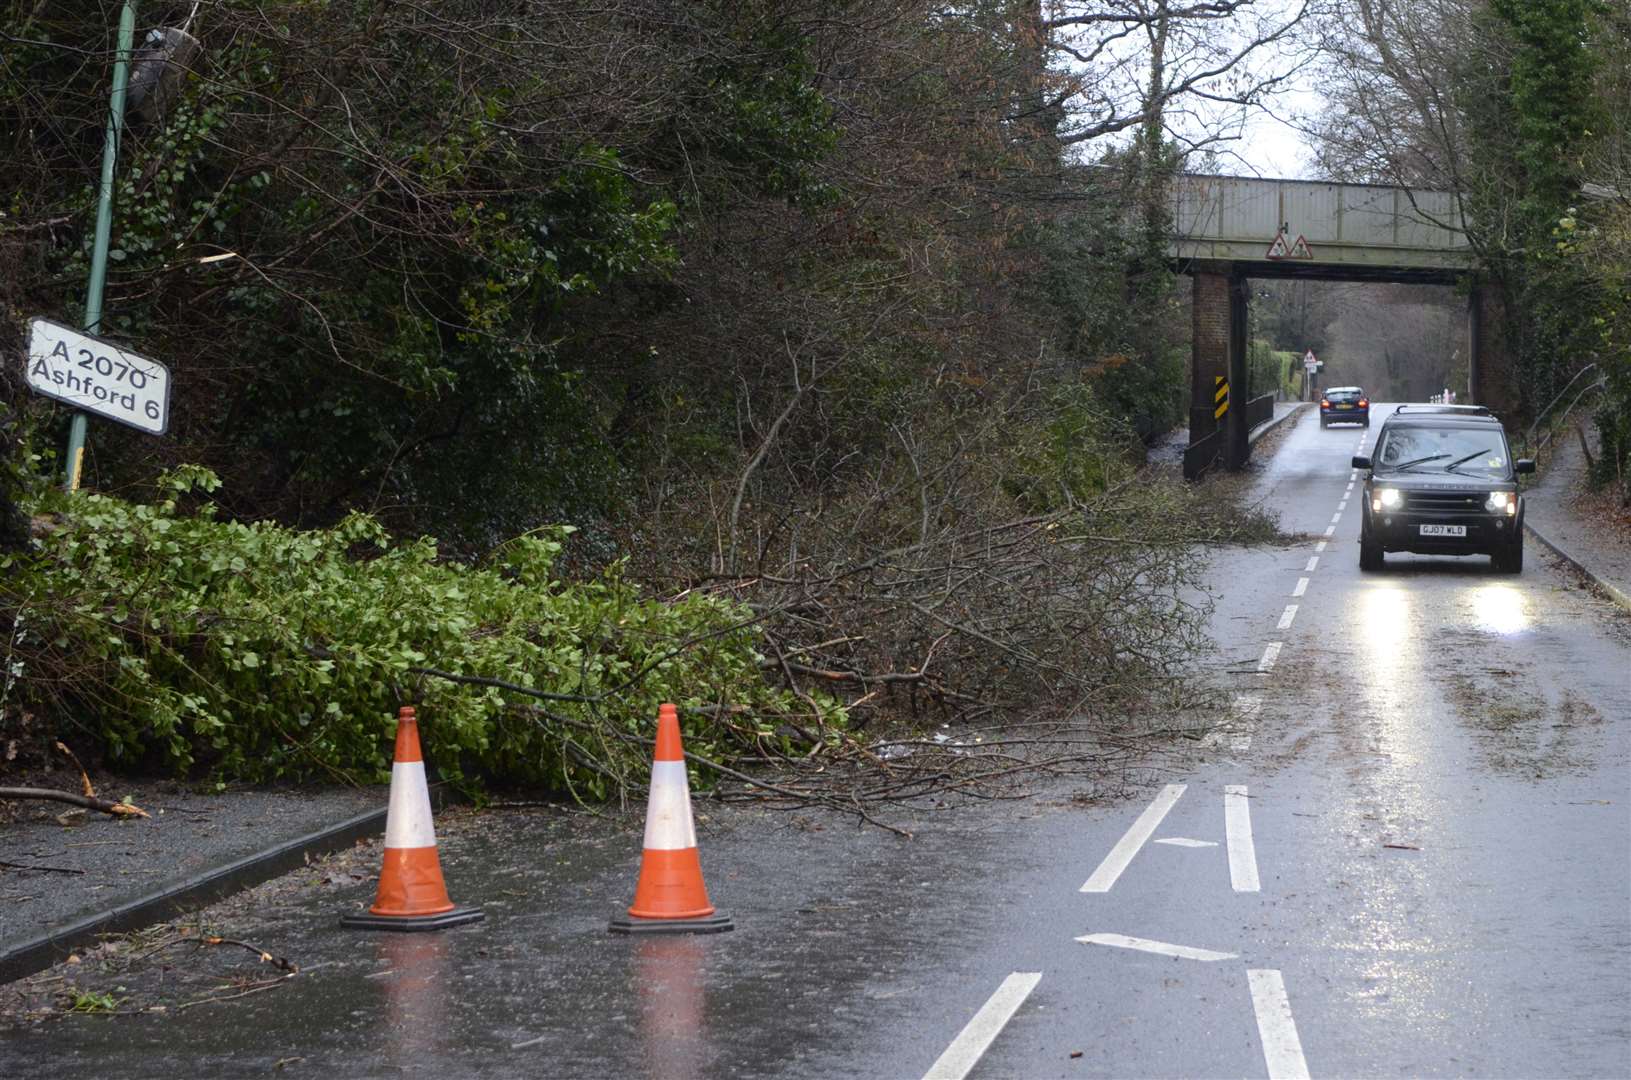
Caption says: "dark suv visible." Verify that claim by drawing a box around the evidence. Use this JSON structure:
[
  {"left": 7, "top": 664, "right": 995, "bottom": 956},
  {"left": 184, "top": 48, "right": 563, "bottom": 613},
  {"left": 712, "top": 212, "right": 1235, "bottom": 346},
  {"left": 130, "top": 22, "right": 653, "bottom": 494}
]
[
  {"left": 1353, "top": 405, "right": 1535, "bottom": 573},
  {"left": 1320, "top": 386, "right": 1369, "bottom": 428}
]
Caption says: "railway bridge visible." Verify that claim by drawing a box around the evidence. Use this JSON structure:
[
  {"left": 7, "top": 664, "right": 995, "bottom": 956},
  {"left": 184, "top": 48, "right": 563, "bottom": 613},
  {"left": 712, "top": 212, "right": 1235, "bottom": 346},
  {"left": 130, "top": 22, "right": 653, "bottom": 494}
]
[{"left": 1169, "top": 175, "right": 1501, "bottom": 477}]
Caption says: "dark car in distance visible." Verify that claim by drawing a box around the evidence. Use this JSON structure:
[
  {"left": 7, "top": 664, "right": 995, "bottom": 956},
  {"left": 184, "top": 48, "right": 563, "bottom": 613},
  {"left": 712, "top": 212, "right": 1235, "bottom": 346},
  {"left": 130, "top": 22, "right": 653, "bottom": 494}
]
[
  {"left": 1320, "top": 386, "right": 1369, "bottom": 428},
  {"left": 1353, "top": 405, "right": 1535, "bottom": 573}
]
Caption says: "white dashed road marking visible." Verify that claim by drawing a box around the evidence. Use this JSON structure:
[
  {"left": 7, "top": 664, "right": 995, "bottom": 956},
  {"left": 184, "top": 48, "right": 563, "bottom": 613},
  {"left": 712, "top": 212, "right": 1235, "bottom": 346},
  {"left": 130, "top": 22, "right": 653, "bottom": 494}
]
[
  {"left": 1081, "top": 784, "right": 1186, "bottom": 893},
  {"left": 1225, "top": 785, "right": 1261, "bottom": 892},
  {"left": 1248, "top": 969, "right": 1311, "bottom": 1080},
  {"left": 1322, "top": 525, "right": 1335, "bottom": 537},
  {"left": 1304, "top": 556, "right": 1319, "bottom": 572},
  {"left": 1277, "top": 605, "right": 1298, "bottom": 630},
  {"left": 1292, "top": 577, "right": 1309, "bottom": 597},
  {"left": 1154, "top": 837, "right": 1217, "bottom": 847},
  {"left": 922, "top": 972, "right": 1042, "bottom": 1080},
  {"left": 1257, "top": 642, "right": 1282, "bottom": 673},
  {"left": 1231, "top": 693, "right": 1261, "bottom": 751},
  {"left": 1315, "top": 541, "right": 1327, "bottom": 553}
]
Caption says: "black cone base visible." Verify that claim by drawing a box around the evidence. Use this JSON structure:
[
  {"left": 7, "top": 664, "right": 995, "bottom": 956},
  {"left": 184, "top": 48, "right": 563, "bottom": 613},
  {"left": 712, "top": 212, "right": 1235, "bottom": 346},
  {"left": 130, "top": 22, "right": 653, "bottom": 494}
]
[
  {"left": 341, "top": 906, "right": 485, "bottom": 932},
  {"left": 609, "top": 910, "right": 734, "bottom": 936}
]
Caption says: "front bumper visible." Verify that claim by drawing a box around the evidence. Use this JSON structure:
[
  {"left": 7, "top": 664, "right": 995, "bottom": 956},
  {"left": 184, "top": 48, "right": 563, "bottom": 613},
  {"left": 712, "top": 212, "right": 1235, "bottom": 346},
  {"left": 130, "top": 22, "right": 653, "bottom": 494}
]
[{"left": 1363, "top": 501, "right": 1521, "bottom": 555}]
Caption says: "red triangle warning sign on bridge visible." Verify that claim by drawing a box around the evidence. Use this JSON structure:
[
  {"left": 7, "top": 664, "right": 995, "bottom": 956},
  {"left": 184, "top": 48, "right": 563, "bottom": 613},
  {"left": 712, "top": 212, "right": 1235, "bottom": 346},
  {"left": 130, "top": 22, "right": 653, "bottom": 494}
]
[{"left": 1266, "top": 231, "right": 1315, "bottom": 260}]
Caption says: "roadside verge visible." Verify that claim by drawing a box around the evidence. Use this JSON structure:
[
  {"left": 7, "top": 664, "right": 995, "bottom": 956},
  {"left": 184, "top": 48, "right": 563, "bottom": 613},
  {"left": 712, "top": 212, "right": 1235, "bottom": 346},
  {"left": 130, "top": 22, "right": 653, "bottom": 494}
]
[
  {"left": 1524, "top": 521, "right": 1631, "bottom": 614},
  {"left": 0, "top": 799, "right": 385, "bottom": 985}
]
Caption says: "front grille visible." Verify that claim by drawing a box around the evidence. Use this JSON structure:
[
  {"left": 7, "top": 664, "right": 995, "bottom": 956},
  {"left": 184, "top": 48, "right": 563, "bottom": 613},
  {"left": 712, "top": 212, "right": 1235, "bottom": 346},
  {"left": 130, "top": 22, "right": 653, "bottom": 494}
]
[{"left": 1405, "top": 490, "right": 1482, "bottom": 514}]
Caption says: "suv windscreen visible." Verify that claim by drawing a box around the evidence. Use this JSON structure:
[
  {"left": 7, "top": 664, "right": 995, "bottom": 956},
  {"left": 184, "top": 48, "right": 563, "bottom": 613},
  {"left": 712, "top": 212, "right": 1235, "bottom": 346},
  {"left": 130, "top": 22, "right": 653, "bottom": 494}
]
[{"left": 1375, "top": 425, "right": 1510, "bottom": 478}]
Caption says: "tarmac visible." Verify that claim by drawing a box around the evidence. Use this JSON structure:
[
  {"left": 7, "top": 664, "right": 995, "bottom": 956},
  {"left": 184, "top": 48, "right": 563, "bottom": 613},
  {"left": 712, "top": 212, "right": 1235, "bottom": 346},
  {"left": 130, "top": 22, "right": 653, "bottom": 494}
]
[{"left": 2, "top": 403, "right": 1627, "bottom": 987}]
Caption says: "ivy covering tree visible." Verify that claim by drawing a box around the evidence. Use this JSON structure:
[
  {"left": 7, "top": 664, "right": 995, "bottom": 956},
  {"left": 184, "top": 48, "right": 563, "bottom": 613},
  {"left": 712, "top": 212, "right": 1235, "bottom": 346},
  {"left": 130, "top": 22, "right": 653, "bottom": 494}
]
[{"left": 1312, "top": 0, "right": 1629, "bottom": 494}]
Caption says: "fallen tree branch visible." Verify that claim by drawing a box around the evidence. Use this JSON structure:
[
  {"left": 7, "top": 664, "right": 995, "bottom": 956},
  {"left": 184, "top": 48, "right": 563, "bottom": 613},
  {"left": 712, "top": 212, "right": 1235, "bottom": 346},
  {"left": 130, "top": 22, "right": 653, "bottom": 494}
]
[
  {"left": 0, "top": 859, "right": 84, "bottom": 874},
  {"left": 175, "top": 973, "right": 294, "bottom": 1011},
  {"left": 201, "top": 935, "right": 298, "bottom": 974},
  {"left": 0, "top": 787, "right": 150, "bottom": 818}
]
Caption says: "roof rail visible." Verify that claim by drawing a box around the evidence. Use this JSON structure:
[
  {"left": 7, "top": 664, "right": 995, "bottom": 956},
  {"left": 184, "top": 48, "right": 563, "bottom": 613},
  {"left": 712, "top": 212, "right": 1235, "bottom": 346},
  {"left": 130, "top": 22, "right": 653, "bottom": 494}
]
[{"left": 1393, "top": 404, "right": 1493, "bottom": 416}]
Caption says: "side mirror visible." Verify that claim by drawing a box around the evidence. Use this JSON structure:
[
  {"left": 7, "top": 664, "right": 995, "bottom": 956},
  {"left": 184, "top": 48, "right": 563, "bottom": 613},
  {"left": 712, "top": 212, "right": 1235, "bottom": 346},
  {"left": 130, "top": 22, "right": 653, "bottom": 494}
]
[
  {"left": 1515, "top": 459, "right": 1535, "bottom": 474},
  {"left": 1352, "top": 455, "right": 1371, "bottom": 470}
]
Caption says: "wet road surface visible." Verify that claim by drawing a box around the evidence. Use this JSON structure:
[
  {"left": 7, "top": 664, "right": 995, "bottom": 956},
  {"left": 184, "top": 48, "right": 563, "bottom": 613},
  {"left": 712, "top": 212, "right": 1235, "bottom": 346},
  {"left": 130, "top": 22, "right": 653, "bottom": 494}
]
[{"left": 3, "top": 405, "right": 1628, "bottom": 1078}]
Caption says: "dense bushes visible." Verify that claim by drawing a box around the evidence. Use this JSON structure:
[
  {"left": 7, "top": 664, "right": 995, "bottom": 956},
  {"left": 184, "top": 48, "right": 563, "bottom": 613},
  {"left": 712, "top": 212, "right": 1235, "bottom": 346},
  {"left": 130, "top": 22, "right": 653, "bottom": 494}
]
[{"left": 1, "top": 468, "right": 802, "bottom": 791}]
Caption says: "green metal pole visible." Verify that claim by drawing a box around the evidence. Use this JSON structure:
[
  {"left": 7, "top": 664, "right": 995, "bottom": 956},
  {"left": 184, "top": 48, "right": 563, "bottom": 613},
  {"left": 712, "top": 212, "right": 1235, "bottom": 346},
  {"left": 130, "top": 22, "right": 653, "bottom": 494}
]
[{"left": 65, "top": 1, "right": 137, "bottom": 491}]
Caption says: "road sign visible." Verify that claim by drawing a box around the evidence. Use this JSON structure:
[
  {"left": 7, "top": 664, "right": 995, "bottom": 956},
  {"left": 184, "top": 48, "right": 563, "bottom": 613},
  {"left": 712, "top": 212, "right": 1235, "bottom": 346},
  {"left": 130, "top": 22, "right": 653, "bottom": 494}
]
[
  {"left": 1267, "top": 230, "right": 1314, "bottom": 260},
  {"left": 1214, "top": 375, "right": 1230, "bottom": 420},
  {"left": 1303, "top": 350, "right": 1318, "bottom": 372},
  {"left": 25, "top": 317, "right": 171, "bottom": 435}
]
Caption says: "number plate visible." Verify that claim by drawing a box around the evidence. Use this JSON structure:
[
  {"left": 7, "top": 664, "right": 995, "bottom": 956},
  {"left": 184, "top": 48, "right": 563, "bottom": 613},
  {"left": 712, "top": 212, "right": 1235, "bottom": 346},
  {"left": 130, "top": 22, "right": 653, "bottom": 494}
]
[
  {"left": 1419, "top": 524, "right": 1466, "bottom": 537},
  {"left": 1337, "top": 403, "right": 1353, "bottom": 409}
]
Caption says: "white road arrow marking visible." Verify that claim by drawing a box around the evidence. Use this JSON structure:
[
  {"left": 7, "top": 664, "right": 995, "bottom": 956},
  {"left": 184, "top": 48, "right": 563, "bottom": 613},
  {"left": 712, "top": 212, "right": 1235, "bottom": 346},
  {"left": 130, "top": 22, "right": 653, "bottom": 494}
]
[{"left": 1076, "top": 933, "right": 1238, "bottom": 962}]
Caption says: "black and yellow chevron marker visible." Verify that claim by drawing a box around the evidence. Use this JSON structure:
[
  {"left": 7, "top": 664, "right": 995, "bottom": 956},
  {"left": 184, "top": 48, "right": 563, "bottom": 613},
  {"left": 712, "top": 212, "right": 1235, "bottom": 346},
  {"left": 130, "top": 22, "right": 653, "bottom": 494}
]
[{"left": 1214, "top": 375, "right": 1230, "bottom": 420}]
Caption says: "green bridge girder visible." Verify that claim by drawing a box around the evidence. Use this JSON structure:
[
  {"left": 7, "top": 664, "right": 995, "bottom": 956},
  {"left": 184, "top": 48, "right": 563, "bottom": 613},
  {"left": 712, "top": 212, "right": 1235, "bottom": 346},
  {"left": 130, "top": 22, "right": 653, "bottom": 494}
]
[{"left": 1169, "top": 174, "right": 1472, "bottom": 275}]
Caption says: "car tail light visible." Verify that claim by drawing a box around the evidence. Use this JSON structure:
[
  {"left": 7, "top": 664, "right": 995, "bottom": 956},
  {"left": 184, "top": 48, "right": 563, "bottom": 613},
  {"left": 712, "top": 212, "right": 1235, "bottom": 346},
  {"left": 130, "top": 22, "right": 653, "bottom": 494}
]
[
  {"left": 1320, "top": 398, "right": 1330, "bottom": 408},
  {"left": 1358, "top": 398, "right": 1369, "bottom": 407}
]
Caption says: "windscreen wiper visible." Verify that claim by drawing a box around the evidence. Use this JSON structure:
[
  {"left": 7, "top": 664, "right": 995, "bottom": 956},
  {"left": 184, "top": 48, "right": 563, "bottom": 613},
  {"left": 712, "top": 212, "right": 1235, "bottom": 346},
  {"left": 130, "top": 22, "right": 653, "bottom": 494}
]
[
  {"left": 1386, "top": 453, "right": 1449, "bottom": 472},
  {"left": 1443, "top": 448, "right": 1493, "bottom": 473}
]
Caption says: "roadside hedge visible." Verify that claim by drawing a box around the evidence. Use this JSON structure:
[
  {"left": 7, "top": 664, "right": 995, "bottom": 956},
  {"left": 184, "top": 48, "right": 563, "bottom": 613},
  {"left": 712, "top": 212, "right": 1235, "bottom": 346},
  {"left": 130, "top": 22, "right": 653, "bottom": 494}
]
[{"left": 0, "top": 467, "right": 803, "bottom": 793}]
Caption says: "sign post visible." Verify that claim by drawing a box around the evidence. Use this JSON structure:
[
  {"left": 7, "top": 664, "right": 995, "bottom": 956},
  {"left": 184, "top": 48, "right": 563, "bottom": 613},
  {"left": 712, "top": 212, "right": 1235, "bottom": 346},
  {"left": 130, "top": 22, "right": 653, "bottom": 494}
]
[{"left": 63, "top": 1, "right": 138, "bottom": 490}]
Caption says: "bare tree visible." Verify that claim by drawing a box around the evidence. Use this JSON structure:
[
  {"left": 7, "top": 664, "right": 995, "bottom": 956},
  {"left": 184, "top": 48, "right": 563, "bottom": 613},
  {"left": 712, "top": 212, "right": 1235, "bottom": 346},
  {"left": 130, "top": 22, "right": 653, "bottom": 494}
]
[
  {"left": 1042, "top": 0, "right": 1317, "bottom": 159},
  {"left": 1307, "top": 0, "right": 1488, "bottom": 191}
]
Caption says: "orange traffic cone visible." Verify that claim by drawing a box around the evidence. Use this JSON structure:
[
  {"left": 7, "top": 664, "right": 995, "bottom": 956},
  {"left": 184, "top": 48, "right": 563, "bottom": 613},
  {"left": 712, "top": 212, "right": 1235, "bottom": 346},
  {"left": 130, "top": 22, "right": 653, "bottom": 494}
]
[
  {"left": 342, "top": 706, "right": 483, "bottom": 932},
  {"left": 610, "top": 704, "right": 733, "bottom": 935}
]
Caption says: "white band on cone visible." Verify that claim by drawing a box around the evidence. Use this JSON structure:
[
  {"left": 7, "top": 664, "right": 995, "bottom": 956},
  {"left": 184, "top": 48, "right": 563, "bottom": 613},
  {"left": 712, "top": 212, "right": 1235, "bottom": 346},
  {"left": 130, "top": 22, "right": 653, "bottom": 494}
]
[
  {"left": 383, "top": 760, "right": 438, "bottom": 849},
  {"left": 642, "top": 760, "right": 699, "bottom": 851}
]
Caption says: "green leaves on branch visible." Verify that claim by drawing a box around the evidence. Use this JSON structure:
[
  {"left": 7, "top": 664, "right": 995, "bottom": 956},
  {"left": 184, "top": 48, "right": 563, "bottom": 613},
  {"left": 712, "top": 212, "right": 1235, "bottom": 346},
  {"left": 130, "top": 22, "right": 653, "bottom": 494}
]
[{"left": 2, "top": 469, "right": 801, "bottom": 792}]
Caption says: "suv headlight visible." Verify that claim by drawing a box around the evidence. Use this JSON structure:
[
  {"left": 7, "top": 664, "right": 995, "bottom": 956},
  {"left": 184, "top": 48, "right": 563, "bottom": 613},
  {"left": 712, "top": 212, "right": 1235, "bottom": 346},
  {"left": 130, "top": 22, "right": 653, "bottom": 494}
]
[
  {"left": 1372, "top": 487, "right": 1402, "bottom": 512},
  {"left": 1485, "top": 490, "right": 1516, "bottom": 515}
]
